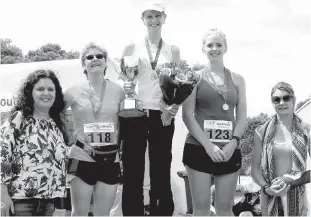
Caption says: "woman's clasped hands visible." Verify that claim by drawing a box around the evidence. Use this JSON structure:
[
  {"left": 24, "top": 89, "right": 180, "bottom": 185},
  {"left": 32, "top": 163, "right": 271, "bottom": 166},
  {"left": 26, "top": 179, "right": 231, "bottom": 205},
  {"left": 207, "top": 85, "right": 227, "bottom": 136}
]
[
  {"left": 265, "top": 177, "right": 291, "bottom": 196},
  {"left": 204, "top": 139, "right": 237, "bottom": 163}
]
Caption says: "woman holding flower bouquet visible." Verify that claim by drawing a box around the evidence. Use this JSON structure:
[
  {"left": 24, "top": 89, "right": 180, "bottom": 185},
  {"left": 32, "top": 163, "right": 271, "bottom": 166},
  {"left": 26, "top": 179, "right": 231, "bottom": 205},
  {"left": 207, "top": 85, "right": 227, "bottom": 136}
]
[
  {"left": 119, "top": 2, "right": 180, "bottom": 216},
  {"left": 182, "top": 28, "right": 247, "bottom": 216}
]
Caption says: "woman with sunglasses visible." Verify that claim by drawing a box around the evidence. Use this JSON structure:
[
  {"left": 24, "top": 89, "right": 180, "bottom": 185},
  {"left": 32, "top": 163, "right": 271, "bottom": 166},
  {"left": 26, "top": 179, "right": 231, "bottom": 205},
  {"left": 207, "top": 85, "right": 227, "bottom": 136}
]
[
  {"left": 182, "top": 28, "right": 247, "bottom": 216},
  {"left": 119, "top": 2, "right": 180, "bottom": 216},
  {"left": 251, "top": 82, "right": 310, "bottom": 216},
  {"left": 64, "top": 42, "right": 125, "bottom": 216}
]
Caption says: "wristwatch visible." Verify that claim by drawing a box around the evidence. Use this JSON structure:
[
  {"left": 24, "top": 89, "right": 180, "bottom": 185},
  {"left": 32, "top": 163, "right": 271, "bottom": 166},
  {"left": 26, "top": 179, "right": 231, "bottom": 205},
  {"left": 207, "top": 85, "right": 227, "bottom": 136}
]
[
  {"left": 232, "top": 136, "right": 241, "bottom": 145},
  {"left": 261, "top": 184, "right": 269, "bottom": 195}
]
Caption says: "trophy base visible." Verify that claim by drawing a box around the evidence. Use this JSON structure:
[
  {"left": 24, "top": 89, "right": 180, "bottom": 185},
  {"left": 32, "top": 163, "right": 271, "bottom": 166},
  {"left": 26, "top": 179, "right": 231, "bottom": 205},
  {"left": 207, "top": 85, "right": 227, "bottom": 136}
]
[{"left": 118, "top": 99, "right": 146, "bottom": 118}]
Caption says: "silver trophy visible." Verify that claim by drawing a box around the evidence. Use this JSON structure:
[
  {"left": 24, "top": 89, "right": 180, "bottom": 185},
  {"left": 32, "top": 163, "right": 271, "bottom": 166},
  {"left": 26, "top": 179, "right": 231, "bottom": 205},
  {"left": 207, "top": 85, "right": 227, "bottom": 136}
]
[{"left": 117, "top": 56, "right": 146, "bottom": 118}]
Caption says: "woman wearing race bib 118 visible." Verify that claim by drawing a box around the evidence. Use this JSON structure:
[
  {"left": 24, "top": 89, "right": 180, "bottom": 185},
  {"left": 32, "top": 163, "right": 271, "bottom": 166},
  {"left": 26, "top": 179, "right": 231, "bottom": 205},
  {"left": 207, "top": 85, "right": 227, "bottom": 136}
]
[
  {"left": 64, "top": 42, "right": 125, "bottom": 216},
  {"left": 182, "top": 28, "right": 247, "bottom": 216}
]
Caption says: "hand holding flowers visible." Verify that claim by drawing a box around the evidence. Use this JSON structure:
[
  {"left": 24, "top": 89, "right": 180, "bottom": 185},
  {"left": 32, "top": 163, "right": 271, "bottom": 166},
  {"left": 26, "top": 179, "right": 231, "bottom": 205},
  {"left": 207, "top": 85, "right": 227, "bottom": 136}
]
[{"left": 158, "top": 63, "right": 200, "bottom": 126}]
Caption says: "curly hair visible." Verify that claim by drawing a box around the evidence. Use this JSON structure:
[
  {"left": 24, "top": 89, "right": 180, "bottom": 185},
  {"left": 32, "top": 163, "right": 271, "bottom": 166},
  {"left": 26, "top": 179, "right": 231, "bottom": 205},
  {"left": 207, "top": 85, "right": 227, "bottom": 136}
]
[{"left": 8, "top": 69, "right": 68, "bottom": 145}]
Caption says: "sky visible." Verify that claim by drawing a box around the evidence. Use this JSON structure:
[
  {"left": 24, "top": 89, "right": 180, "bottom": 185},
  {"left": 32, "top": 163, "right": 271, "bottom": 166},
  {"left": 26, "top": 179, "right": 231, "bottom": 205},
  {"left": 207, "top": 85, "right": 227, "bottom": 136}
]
[{"left": 1, "top": 0, "right": 310, "bottom": 117}]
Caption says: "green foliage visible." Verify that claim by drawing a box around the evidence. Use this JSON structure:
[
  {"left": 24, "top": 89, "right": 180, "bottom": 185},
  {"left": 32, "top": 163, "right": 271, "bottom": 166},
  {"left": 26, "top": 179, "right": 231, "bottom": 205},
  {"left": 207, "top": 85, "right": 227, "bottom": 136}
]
[
  {"left": 24, "top": 43, "right": 79, "bottom": 62},
  {"left": 239, "top": 113, "right": 269, "bottom": 175},
  {"left": 240, "top": 113, "right": 269, "bottom": 156},
  {"left": 1, "top": 38, "right": 79, "bottom": 64},
  {"left": 240, "top": 157, "right": 252, "bottom": 176},
  {"left": 65, "top": 51, "right": 80, "bottom": 60},
  {"left": 295, "top": 98, "right": 309, "bottom": 112},
  {"left": 1, "top": 38, "right": 24, "bottom": 64}
]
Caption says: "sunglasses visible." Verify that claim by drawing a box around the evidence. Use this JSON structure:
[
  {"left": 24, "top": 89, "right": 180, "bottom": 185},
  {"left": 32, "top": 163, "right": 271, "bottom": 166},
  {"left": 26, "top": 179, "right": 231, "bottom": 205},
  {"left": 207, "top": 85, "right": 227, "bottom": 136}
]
[
  {"left": 271, "top": 95, "right": 292, "bottom": 104},
  {"left": 85, "top": 54, "right": 105, "bottom": 60}
]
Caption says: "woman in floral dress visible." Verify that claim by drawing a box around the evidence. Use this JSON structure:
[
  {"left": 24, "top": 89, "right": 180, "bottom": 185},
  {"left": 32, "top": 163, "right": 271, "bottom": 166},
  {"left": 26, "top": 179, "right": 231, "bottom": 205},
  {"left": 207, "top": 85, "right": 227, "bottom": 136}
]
[{"left": 0, "top": 69, "right": 68, "bottom": 216}]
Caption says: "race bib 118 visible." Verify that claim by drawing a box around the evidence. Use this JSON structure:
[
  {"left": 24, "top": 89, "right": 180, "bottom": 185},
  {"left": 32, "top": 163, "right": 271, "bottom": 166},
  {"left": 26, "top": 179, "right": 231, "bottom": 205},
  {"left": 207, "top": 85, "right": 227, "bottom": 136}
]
[
  {"left": 84, "top": 123, "right": 116, "bottom": 146},
  {"left": 204, "top": 120, "right": 233, "bottom": 143}
]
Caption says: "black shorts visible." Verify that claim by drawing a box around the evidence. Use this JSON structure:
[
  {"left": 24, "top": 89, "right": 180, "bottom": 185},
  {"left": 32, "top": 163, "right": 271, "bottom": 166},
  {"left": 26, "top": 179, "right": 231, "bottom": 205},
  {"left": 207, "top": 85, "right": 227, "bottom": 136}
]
[
  {"left": 182, "top": 143, "right": 242, "bottom": 176},
  {"left": 68, "top": 159, "right": 120, "bottom": 185}
]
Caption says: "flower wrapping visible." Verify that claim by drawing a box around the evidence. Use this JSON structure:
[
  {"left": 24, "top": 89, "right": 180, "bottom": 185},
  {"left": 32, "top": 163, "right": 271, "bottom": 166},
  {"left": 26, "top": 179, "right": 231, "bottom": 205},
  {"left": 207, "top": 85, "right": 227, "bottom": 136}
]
[{"left": 158, "top": 63, "right": 200, "bottom": 126}]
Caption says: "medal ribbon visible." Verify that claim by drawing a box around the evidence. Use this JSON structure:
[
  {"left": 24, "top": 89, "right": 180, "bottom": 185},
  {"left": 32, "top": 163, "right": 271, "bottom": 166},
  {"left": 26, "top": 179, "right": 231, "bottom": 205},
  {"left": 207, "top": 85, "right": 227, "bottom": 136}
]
[
  {"left": 207, "top": 67, "right": 229, "bottom": 105},
  {"left": 88, "top": 80, "right": 107, "bottom": 119},
  {"left": 145, "top": 37, "right": 163, "bottom": 73}
]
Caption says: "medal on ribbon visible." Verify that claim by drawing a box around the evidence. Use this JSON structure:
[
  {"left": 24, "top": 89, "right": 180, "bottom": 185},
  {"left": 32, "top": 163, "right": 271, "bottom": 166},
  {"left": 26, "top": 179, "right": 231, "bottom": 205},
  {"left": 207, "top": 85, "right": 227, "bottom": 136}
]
[
  {"left": 206, "top": 67, "right": 230, "bottom": 111},
  {"left": 145, "top": 37, "right": 163, "bottom": 81}
]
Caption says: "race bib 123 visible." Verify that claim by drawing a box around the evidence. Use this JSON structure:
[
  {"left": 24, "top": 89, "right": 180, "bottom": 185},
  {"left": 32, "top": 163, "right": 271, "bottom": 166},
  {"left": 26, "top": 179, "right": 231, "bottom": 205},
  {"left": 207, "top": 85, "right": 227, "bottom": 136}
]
[{"left": 204, "top": 120, "right": 233, "bottom": 143}]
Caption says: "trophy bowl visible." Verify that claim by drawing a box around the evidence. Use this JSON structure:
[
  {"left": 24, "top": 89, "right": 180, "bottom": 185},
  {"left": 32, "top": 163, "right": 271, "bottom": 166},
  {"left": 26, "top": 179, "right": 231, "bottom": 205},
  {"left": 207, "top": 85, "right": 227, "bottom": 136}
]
[{"left": 117, "top": 56, "right": 147, "bottom": 118}]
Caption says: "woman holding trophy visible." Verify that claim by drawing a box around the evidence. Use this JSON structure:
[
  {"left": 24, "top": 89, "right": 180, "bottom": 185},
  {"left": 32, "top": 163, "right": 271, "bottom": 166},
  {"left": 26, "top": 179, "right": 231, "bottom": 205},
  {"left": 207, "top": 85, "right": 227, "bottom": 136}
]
[
  {"left": 64, "top": 42, "right": 125, "bottom": 216},
  {"left": 119, "top": 2, "right": 180, "bottom": 216},
  {"left": 182, "top": 29, "right": 247, "bottom": 216}
]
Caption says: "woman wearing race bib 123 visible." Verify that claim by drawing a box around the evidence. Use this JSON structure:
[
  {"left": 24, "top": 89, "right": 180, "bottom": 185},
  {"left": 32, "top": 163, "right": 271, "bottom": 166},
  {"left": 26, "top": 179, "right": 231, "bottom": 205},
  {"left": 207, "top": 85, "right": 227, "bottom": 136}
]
[{"left": 182, "top": 28, "right": 247, "bottom": 216}]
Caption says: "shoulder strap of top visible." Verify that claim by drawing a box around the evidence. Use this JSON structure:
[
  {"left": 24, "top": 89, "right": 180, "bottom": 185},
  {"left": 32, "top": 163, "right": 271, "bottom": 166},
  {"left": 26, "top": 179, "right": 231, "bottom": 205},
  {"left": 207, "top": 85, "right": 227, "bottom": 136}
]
[
  {"left": 226, "top": 68, "right": 238, "bottom": 93},
  {"left": 195, "top": 69, "right": 205, "bottom": 91}
]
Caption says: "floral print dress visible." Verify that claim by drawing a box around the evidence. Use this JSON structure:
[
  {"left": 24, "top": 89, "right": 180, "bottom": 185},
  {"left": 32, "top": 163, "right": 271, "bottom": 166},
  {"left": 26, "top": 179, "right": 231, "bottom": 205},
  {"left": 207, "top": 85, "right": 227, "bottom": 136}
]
[{"left": 0, "top": 111, "right": 68, "bottom": 199}]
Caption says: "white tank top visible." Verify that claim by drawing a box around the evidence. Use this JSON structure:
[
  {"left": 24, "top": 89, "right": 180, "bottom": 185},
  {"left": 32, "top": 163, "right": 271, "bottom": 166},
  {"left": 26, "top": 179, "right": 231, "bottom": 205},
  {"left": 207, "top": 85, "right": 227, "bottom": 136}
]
[{"left": 132, "top": 39, "right": 172, "bottom": 110}]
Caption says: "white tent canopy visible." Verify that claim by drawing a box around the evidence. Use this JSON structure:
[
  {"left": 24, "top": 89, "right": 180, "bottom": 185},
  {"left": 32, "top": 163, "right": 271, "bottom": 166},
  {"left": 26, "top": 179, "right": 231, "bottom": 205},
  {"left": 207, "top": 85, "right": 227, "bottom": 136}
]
[
  {"left": 0, "top": 59, "right": 120, "bottom": 111},
  {"left": 0, "top": 59, "right": 120, "bottom": 93}
]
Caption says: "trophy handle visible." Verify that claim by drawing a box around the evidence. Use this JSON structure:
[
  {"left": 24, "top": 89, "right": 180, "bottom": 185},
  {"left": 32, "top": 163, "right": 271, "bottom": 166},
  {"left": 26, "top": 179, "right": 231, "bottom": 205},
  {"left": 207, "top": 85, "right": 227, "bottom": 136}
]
[{"left": 120, "top": 58, "right": 126, "bottom": 73}]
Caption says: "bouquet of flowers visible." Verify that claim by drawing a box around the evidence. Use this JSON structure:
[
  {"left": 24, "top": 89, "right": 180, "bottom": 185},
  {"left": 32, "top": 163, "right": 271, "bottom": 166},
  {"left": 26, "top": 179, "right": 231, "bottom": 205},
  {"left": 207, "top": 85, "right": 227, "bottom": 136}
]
[{"left": 157, "top": 63, "right": 200, "bottom": 126}]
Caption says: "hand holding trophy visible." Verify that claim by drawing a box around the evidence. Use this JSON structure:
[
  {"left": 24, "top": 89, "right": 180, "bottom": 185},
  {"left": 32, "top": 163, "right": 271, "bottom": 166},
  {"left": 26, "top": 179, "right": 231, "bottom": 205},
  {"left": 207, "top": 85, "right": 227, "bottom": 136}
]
[{"left": 117, "top": 56, "right": 146, "bottom": 118}]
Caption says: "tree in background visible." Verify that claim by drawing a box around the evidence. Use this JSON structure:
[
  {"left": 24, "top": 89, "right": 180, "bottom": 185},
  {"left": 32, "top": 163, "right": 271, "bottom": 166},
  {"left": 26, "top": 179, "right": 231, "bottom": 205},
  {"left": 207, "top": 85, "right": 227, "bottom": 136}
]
[
  {"left": 1, "top": 38, "right": 24, "bottom": 64},
  {"left": 239, "top": 113, "right": 269, "bottom": 175},
  {"left": 24, "top": 43, "right": 79, "bottom": 62},
  {"left": 1, "top": 38, "right": 79, "bottom": 64},
  {"left": 295, "top": 98, "right": 310, "bottom": 112}
]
